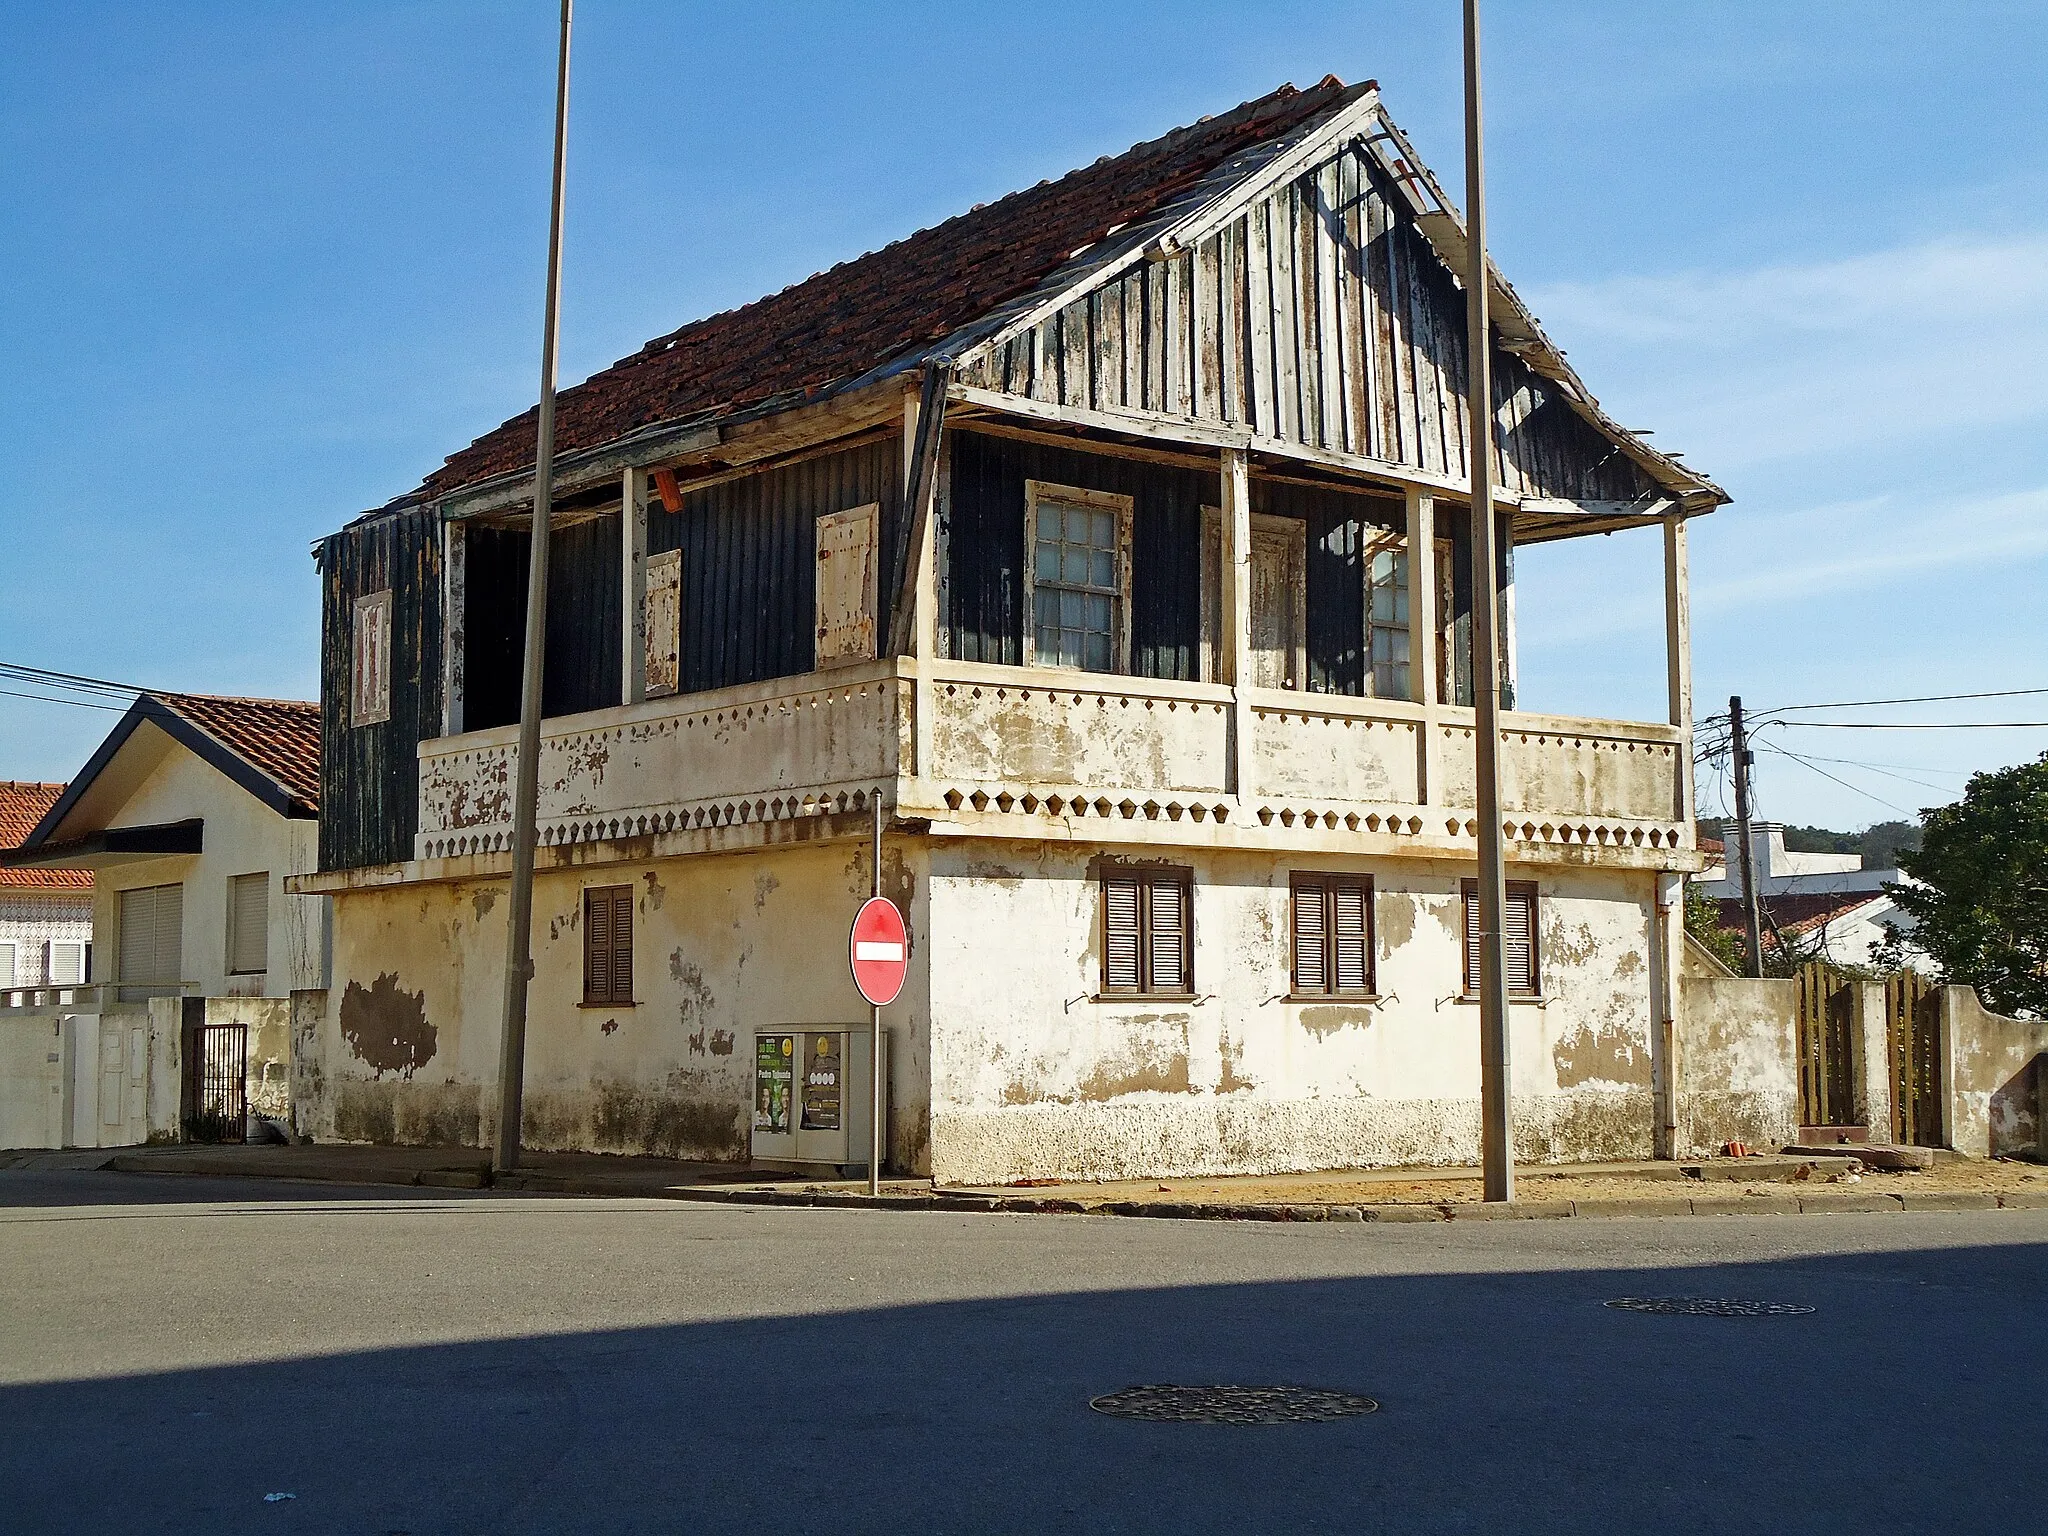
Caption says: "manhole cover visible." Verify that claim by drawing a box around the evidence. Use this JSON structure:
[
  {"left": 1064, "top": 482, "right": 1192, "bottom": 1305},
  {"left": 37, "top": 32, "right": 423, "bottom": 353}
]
[
  {"left": 1089, "top": 1385, "right": 1378, "bottom": 1423},
  {"left": 1604, "top": 1297, "right": 1815, "bottom": 1317}
]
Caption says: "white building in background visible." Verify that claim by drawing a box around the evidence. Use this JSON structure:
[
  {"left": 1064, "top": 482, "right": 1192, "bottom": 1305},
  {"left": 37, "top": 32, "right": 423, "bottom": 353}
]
[
  {"left": 1696, "top": 821, "right": 1922, "bottom": 971},
  {"left": 0, "top": 782, "right": 95, "bottom": 996}
]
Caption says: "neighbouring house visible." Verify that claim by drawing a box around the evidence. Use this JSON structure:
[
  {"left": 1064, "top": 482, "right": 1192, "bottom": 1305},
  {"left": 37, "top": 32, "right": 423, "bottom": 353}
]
[
  {"left": 294, "top": 75, "right": 1734, "bottom": 1181},
  {"left": 0, "top": 692, "right": 328, "bottom": 1148},
  {"left": 0, "top": 783, "right": 94, "bottom": 996},
  {"left": 1695, "top": 821, "right": 1921, "bottom": 970}
]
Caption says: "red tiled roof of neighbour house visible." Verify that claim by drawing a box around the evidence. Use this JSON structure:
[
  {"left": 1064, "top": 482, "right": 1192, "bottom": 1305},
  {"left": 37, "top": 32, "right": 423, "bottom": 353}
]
[
  {"left": 152, "top": 693, "right": 322, "bottom": 816},
  {"left": 0, "top": 782, "right": 93, "bottom": 889},
  {"left": 1713, "top": 891, "right": 1890, "bottom": 939},
  {"left": 415, "top": 77, "right": 1364, "bottom": 502}
]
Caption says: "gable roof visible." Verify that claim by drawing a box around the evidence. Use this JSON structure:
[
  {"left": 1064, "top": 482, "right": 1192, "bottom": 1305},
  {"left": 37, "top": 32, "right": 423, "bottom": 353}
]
[
  {"left": 12, "top": 693, "right": 320, "bottom": 859},
  {"left": 1713, "top": 890, "right": 1893, "bottom": 940},
  {"left": 0, "top": 782, "right": 93, "bottom": 890},
  {"left": 416, "top": 78, "right": 1366, "bottom": 504}
]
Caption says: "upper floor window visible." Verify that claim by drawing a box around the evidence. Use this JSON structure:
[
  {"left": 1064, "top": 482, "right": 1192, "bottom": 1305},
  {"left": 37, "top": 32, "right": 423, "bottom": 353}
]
[
  {"left": 1025, "top": 481, "right": 1131, "bottom": 673},
  {"left": 1100, "top": 866, "right": 1192, "bottom": 997},
  {"left": 1290, "top": 874, "right": 1373, "bottom": 996},
  {"left": 1366, "top": 534, "right": 1453, "bottom": 701},
  {"left": 1462, "top": 878, "right": 1541, "bottom": 998},
  {"left": 227, "top": 872, "right": 270, "bottom": 975}
]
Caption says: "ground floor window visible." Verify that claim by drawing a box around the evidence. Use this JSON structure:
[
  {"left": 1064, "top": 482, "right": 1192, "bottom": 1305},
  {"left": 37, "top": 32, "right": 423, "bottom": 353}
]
[
  {"left": 582, "top": 885, "right": 635, "bottom": 1005},
  {"left": 1290, "top": 874, "right": 1374, "bottom": 996},
  {"left": 1461, "top": 879, "right": 1540, "bottom": 997},
  {"left": 1101, "top": 867, "right": 1192, "bottom": 997}
]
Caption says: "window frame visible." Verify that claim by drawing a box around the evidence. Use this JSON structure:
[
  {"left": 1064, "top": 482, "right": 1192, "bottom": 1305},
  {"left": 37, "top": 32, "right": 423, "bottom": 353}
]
[
  {"left": 1288, "top": 873, "right": 1376, "bottom": 998},
  {"left": 1098, "top": 865, "right": 1195, "bottom": 1000},
  {"left": 350, "top": 588, "right": 393, "bottom": 728},
  {"left": 1460, "top": 878, "right": 1542, "bottom": 999},
  {"left": 1198, "top": 506, "right": 1308, "bottom": 690},
  {"left": 1023, "top": 479, "right": 1134, "bottom": 675},
  {"left": 581, "top": 884, "right": 636, "bottom": 1007}
]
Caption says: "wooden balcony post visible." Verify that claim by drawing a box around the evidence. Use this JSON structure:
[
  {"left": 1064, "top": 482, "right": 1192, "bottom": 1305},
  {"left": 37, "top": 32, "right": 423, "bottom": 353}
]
[
  {"left": 1663, "top": 512, "right": 1692, "bottom": 823},
  {"left": 440, "top": 518, "right": 466, "bottom": 737},
  {"left": 622, "top": 466, "right": 648, "bottom": 706},
  {"left": 1221, "top": 446, "right": 1252, "bottom": 796},
  {"left": 904, "top": 381, "right": 939, "bottom": 780},
  {"left": 1405, "top": 487, "right": 1437, "bottom": 803}
]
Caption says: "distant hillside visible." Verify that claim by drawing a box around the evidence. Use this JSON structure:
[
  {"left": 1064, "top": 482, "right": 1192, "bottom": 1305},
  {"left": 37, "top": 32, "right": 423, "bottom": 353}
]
[{"left": 1696, "top": 818, "right": 1921, "bottom": 870}]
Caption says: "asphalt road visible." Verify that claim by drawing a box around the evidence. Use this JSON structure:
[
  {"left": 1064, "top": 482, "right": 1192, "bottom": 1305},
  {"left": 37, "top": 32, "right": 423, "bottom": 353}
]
[{"left": 3, "top": 1168, "right": 2044, "bottom": 1535}]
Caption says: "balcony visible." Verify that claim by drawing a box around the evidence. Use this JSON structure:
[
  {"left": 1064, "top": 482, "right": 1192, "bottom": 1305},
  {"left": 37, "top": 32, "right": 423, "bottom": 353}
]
[{"left": 410, "top": 656, "right": 1692, "bottom": 870}]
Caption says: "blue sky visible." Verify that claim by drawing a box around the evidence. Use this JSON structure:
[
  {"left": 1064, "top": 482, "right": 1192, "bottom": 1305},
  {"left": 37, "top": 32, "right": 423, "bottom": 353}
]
[{"left": 3, "top": 1, "right": 2044, "bottom": 830}]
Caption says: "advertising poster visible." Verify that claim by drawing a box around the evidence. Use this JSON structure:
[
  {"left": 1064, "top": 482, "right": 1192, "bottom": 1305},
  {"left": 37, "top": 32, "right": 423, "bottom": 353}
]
[
  {"left": 801, "top": 1032, "right": 842, "bottom": 1131},
  {"left": 754, "top": 1034, "right": 792, "bottom": 1134}
]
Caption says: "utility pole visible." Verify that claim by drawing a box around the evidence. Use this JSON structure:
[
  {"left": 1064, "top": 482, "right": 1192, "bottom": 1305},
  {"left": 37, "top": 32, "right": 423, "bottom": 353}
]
[
  {"left": 494, "top": 0, "right": 574, "bottom": 1176},
  {"left": 1464, "top": 0, "right": 1513, "bottom": 1204},
  {"left": 1729, "top": 694, "right": 1765, "bottom": 979}
]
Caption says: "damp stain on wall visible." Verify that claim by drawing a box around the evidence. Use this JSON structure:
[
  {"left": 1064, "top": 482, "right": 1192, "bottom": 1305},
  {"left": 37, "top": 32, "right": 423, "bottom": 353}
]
[{"left": 338, "top": 973, "right": 436, "bottom": 1079}]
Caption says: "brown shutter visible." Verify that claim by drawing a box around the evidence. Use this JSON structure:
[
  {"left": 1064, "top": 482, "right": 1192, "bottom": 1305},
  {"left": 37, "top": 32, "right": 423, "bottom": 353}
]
[
  {"left": 1292, "top": 879, "right": 1327, "bottom": 995},
  {"left": 1504, "top": 883, "right": 1537, "bottom": 996},
  {"left": 1103, "top": 878, "right": 1142, "bottom": 992},
  {"left": 1462, "top": 881, "right": 1482, "bottom": 995},
  {"left": 1333, "top": 881, "right": 1370, "bottom": 994},
  {"left": 1148, "top": 875, "right": 1189, "bottom": 994},
  {"left": 610, "top": 888, "right": 633, "bottom": 1002},
  {"left": 583, "top": 889, "right": 610, "bottom": 1003}
]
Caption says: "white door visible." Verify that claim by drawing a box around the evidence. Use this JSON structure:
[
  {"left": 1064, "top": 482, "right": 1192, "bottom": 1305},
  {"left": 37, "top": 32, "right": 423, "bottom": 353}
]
[
  {"left": 66, "top": 1016, "right": 99, "bottom": 1147},
  {"left": 1200, "top": 509, "right": 1306, "bottom": 688},
  {"left": 99, "top": 1026, "right": 125, "bottom": 1137}
]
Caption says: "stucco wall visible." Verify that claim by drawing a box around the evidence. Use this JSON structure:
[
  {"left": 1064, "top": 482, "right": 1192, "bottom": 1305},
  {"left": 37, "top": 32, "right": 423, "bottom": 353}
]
[
  {"left": 1672, "top": 974, "right": 1799, "bottom": 1157},
  {"left": 312, "top": 839, "right": 931, "bottom": 1168},
  {"left": 924, "top": 843, "right": 1662, "bottom": 1183},
  {"left": 95, "top": 744, "right": 326, "bottom": 998},
  {"left": 1943, "top": 986, "right": 2048, "bottom": 1159}
]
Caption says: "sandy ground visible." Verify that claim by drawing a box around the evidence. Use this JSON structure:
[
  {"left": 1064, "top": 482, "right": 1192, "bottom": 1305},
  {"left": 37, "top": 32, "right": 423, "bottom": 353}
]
[{"left": 957, "top": 1155, "right": 2048, "bottom": 1209}]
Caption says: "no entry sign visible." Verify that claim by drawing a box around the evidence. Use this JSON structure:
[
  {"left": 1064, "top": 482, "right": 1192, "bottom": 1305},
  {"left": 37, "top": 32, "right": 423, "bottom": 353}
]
[{"left": 850, "top": 896, "right": 908, "bottom": 1006}]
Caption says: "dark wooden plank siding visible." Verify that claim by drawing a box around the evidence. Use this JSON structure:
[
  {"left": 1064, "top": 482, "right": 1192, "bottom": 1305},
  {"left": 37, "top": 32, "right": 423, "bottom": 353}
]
[
  {"left": 960, "top": 144, "right": 1664, "bottom": 506},
  {"left": 317, "top": 506, "right": 442, "bottom": 872},
  {"left": 1253, "top": 479, "right": 1404, "bottom": 698},
  {"left": 648, "top": 437, "right": 902, "bottom": 693}
]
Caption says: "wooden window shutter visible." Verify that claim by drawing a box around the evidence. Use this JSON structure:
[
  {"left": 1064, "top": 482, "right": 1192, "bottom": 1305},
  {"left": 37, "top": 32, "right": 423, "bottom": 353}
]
[
  {"left": 814, "top": 503, "right": 879, "bottom": 666},
  {"left": 1103, "top": 878, "right": 1142, "bottom": 993},
  {"left": 1148, "top": 874, "right": 1189, "bottom": 995},
  {"left": 0, "top": 944, "right": 13, "bottom": 989},
  {"left": 228, "top": 873, "right": 270, "bottom": 975},
  {"left": 1333, "top": 881, "right": 1371, "bottom": 994},
  {"left": 644, "top": 548, "right": 682, "bottom": 697},
  {"left": 583, "top": 886, "right": 633, "bottom": 1005},
  {"left": 1504, "top": 882, "right": 1538, "bottom": 996},
  {"left": 1462, "top": 881, "right": 1483, "bottom": 996},
  {"left": 1292, "top": 879, "right": 1328, "bottom": 995}
]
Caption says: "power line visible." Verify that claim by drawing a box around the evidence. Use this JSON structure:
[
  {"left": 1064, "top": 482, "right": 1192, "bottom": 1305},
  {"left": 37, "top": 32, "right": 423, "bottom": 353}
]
[
  {"left": 1758, "top": 743, "right": 1912, "bottom": 816},
  {"left": 0, "top": 687, "right": 129, "bottom": 713},
  {"left": 1750, "top": 686, "right": 2048, "bottom": 716},
  {"left": 1779, "top": 720, "right": 2048, "bottom": 730}
]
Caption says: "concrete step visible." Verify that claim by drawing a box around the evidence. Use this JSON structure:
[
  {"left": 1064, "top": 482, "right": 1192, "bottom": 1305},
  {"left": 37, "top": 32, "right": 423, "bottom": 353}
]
[{"left": 1784, "top": 1142, "right": 1937, "bottom": 1172}]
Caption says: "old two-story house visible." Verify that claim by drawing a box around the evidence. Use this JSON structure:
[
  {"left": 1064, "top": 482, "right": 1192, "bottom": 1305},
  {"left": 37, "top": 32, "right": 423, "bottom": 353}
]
[
  {"left": 0, "top": 692, "right": 328, "bottom": 1147},
  {"left": 294, "top": 76, "right": 1726, "bottom": 1182}
]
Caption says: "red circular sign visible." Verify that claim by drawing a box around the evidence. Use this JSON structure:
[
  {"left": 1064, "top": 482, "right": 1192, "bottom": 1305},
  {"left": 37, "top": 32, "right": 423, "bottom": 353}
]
[{"left": 850, "top": 896, "right": 908, "bottom": 1006}]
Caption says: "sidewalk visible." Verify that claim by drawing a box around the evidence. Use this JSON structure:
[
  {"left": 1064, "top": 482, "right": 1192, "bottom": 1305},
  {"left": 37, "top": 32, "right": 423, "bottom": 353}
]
[{"left": 71, "top": 1141, "right": 2048, "bottom": 1222}]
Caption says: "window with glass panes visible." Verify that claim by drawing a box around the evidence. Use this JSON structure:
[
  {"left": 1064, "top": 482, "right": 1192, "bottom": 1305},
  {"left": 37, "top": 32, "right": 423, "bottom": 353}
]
[
  {"left": 1367, "top": 540, "right": 1411, "bottom": 699},
  {"left": 1030, "top": 494, "right": 1123, "bottom": 672}
]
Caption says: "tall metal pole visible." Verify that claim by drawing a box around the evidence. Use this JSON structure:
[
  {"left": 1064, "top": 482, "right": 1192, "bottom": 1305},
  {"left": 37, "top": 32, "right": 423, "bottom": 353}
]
[
  {"left": 1464, "top": 0, "right": 1513, "bottom": 1203},
  {"left": 869, "top": 792, "right": 883, "bottom": 1197},
  {"left": 1730, "top": 695, "right": 1765, "bottom": 978},
  {"left": 494, "top": 0, "right": 574, "bottom": 1176}
]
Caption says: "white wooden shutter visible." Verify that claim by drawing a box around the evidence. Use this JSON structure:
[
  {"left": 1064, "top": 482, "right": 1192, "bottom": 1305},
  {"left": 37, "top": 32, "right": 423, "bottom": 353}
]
[
  {"left": 1504, "top": 884, "right": 1538, "bottom": 996},
  {"left": 1292, "top": 882, "right": 1327, "bottom": 994},
  {"left": 228, "top": 873, "right": 269, "bottom": 974},
  {"left": 0, "top": 944, "right": 14, "bottom": 988},
  {"left": 351, "top": 589, "right": 392, "bottom": 727},
  {"left": 120, "top": 888, "right": 156, "bottom": 983},
  {"left": 1333, "top": 881, "right": 1370, "bottom": 994},
  {"left": 1103, "top": 878, "right": 1142, "bottom": 993},
  {"left": 814, "top": 504, "right": 878, "bottom": 665},
  {"left": 1462, "top": 883, "right": 1483, "bottom": 996},
  {"left": 49, "top": 942, "right": 84, "bottom": 986},
  {"left": 1148, "top": 876, "right": 1189, "bottom": 994},
  {"left": 645, "top": 548, "right": 682, "bottom": 697}
]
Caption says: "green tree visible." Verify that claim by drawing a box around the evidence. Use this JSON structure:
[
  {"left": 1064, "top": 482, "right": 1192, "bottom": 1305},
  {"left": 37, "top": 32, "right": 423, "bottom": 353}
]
[
  {"left": 1878, "top": 753, "right": 2048, "bottom": 1018},
  {"left": 1684, "top": 883, "right": 1748, "bottom": 974}
]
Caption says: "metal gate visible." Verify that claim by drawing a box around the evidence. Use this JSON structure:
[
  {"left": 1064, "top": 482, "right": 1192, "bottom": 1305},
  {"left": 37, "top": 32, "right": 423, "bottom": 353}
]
[
  {"left": 1887, "top": 971, "right": 1944, "bottom": 1147},
  {"left": 1795, "top": 961, "right": 1857, "bottom": 1129},
  {"left": 188, "top": 1022, "right": 247, "bottom": 1144}
]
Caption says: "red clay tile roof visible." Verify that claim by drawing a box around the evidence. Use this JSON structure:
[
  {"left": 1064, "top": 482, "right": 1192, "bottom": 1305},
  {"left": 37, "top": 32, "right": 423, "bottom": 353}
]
[
  {"left": 1714, "top": 891, "right": 1890, "bottom": 939},
  {"left": 0, "top": 782, "right": 93, "bottom": 889},
  {"left": 417, "top": 77, "right": 1362, "bottom": 502},
  {"left": 154, "top": 693, "right": 321, "bottom": 816}
]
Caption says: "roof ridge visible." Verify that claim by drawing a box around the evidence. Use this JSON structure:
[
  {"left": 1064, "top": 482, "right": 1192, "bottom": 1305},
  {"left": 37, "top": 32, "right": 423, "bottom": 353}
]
[{"left": 151, "top": 689, "right": 319, "bottom": 711}]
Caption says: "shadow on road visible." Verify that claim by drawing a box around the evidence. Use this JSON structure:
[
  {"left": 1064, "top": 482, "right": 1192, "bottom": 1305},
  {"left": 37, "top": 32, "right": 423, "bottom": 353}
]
[{"left": 1, "top": 1215, "right": 2041, "bottom": 1534}]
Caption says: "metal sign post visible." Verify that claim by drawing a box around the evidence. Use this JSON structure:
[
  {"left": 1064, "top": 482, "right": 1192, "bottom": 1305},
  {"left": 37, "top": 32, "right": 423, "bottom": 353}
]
[
  {"left": 494, "top": 0, "right": 573, "bottom": 1176},
  {"left": 850, "top": 794, "right": 908, "bottom": 1196},
  {"left": 871, "top": 794, "right": 882, "bottom": 1195}
]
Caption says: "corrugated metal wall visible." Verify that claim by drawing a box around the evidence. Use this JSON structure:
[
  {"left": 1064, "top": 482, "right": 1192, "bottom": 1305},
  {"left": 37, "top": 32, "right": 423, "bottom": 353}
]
[
  {"left": 649, "top": 437, "right": 901, "bottom": 693},
  {"left": 461, "top": 517, "right": 622, "bottom": 731},
  {"left": 318, "top": 506, "right": 443, "bottom": 872},
  {"left": 962, "top": 142, "right": 1657, "bottom": 505}
]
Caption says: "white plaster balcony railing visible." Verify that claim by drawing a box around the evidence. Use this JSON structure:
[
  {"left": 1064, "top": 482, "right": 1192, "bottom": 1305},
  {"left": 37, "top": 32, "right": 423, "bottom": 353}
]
[
  {"left": 412, "top": 656, "right": 1692, "bottom": 864},
  {"left": 0, "top": 982, "right": 193, "bottom": 1013}
]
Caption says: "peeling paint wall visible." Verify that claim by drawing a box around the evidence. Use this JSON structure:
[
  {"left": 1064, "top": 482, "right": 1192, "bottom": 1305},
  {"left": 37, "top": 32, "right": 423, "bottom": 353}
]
[
  {"left": 925, "top": 841, "right": 1660, "bottom": 1183},
  {"left": 313, "top": 840, "right": 932, "bottom": 1169},
  {"left": 1672, "top": 974, "right": 1799, "bottom": 1157},
  {"left": 1942, "top": 986, "right": 2048, "bottom": 1159}
]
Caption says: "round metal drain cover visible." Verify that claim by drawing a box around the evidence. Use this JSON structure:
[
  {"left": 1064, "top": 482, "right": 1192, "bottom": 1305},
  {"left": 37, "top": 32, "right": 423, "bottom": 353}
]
[
  {"left": 1089, "top": 1385, "right": 1378, "bottom": 1423},
  {"left": 1605, "top": 1297, "right": 1815, "bottom": 1317}
]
